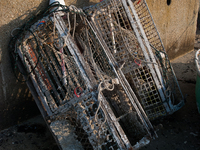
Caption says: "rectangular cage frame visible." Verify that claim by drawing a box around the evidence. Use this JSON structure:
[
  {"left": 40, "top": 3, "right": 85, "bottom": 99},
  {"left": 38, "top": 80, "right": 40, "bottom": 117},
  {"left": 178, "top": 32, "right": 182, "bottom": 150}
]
[
  {"left": 12, "top": 7, "right": 158, "bottom": 149},
  {"left": 83, "top": 0, "right": 184, "bottom": 120}
]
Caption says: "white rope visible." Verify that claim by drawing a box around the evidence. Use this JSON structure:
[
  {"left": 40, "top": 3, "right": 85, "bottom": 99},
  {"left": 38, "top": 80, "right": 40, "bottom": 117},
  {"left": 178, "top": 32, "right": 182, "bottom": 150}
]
[
  {"left": 95, "top": 79, "right": 115, "bottom": 125},
  {"left": 72, "top": 13, "right": 76, "bottom": 38},
  {"left": 67, "top": 12, "right": 71, "bottom": 34}
]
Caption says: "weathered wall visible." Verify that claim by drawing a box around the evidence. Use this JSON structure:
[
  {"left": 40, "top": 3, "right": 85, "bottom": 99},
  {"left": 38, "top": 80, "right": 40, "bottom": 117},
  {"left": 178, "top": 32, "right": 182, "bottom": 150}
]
[
  {"left": 0, "top": 0, "right": 198, "bottom": 130},
  {"left": 146, "top": 0, "right": 199, "bottom": 60}
]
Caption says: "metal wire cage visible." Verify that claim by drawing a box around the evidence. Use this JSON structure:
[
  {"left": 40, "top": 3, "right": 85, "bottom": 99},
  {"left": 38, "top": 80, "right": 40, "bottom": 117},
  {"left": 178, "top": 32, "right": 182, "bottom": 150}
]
[
  {"left": 133, "top": 0, "right": 184, "bottom": 112},
  {"left": 12, "top": 14, "right": 123, "bottom": 149},
  {"left": 84, "top": 0, "right": 184, "bottom": 120},
  {"left": 11, "top": 6, "right": 156, "bottom": 149}
]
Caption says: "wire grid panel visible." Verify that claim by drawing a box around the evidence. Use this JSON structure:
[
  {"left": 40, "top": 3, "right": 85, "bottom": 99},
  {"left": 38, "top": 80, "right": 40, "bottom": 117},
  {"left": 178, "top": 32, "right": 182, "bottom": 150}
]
[
  {"left": 16, "top": 16, "right": 90, "bottom": 115},
  {"left": 133, "top": 0, "right": 164, "bottom": 52},
  {"left": 132, "top": 0, "right": 184, "bottom": 110},
  {"left": 84, "top": 0, "right": 170, "bottom": 119},
  {"left": 74, "top": 92, "right": 122, "bottom": 150},
  {"left": 127, "top": 66, "right": 166, "bottom": 119}
]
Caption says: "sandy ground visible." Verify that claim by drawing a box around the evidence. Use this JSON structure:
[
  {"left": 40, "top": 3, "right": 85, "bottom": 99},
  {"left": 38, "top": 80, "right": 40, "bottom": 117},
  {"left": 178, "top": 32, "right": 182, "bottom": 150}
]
[{"left": 0, "top": 41, "right": 200, "bottom": 150}]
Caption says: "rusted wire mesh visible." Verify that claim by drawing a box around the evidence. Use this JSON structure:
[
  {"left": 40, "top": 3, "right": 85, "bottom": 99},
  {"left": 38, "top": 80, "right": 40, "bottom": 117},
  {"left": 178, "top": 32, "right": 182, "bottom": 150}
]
[
  {"left": 84, "top": 0, "right": 184, "bottom": 120},
  {"left": 14, "top": 16, "right": 90, "bottom": 114},
  {"left": 131, "top": 0, "right": 184, "bottom": 117}
]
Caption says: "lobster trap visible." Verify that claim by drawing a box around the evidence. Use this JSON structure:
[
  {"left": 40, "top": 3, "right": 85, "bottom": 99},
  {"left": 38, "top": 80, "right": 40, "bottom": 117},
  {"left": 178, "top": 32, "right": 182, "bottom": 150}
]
[
  {"left": 84, "top": 0, "right": 184, "bottom": 120},
  {"left": 10, "top": 3, "right": 158, "bottom": 150},
  {"left": 9, "top": 0, "right": 184, "bottom": 149}
]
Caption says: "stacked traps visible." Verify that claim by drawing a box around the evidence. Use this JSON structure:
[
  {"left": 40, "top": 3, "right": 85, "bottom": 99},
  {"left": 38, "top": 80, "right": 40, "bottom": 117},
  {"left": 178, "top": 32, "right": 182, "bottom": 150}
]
[
  {"left": 10, "top": 0, "right": 185, "bottom": 149},
  {"left": 11, "top": 4, "right": 157, "bottom": 150},
  {"left": 84, "top": 0, "right": 184, "bottom": 120}
]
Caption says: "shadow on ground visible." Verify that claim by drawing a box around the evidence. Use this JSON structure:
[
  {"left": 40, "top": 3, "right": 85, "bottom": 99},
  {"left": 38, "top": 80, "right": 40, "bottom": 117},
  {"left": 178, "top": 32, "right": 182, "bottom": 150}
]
[{"left": 0, "top": 0, "right": 49, "bottom": 130}]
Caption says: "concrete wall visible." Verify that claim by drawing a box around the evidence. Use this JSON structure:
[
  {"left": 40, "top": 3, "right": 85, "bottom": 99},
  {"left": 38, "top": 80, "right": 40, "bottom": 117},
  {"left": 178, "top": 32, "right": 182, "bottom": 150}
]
[
  {"left": 146, "top": 0, "right": 199, "bottom": 60},
  {"left": 0, "top": 0, "right": 198, "bottom": 130}
]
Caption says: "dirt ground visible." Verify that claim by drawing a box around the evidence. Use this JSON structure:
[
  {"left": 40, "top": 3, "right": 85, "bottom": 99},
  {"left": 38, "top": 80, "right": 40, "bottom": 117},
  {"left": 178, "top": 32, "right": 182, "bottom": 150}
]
[{"left": 1, "top": 9, "right": 200, "bottom": 150}]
